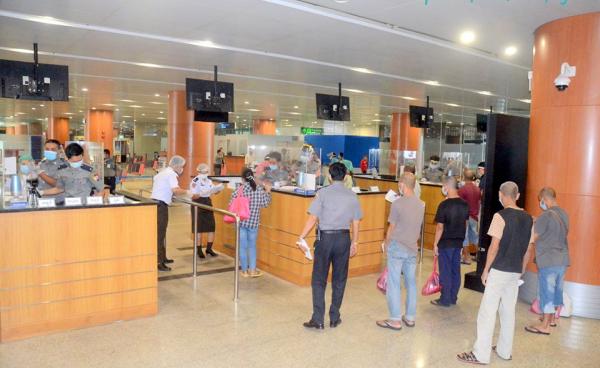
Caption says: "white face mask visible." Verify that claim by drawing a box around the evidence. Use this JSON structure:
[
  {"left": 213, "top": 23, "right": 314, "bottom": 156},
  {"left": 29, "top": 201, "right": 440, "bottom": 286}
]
[
  {"left": 430, "top": 161, "right": 440, "bottom": 170},
  {"left": 198, "top": 173, "right": 208, "bottom": 179},
  {"left": 441, "top": 186, "right": 448, "bottom": 197},
  {"left": 540, "top": 200, "right": 548, "bottom": 211}
]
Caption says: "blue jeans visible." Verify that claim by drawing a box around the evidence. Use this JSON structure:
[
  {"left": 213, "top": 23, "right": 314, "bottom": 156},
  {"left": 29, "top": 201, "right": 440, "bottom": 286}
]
[
  {"left": 538, "top": 266, "right": 566, "bottom": 314},
  {"left": 438, "top": 247, "right": 462, "bottom": 305},
  {"left": 239, "top": 226, "right": 258, "bottom": 271},
  {"left": 463, "top": 218, "right": 479, "bottom": 247},
  {"left": 386, "top": 241, "right": 417, "bottom": 321}
]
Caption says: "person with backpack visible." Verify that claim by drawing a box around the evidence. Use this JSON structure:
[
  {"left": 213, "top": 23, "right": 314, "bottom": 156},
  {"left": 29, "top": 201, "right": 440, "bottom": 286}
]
[
  {"left": 229, "top": 168, "right": 272, "bottom": 278},
  {"left": 525, "top": 187, "right": 570, "bottom": 335}
]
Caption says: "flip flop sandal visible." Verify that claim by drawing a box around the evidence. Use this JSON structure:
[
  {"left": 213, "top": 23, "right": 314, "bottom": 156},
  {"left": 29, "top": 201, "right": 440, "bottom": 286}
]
[
  {"left": 376, "top": 320, "right": 402, "bottom": 331},
  {"left": 457, "top": 352, "right": 485, "bottom": 365},
  {"left": 402, "top": 316, "right": 415, "bottom": 328},
  {"left": 492, "top": 346, "right": 512, "bottom": 361},
  {"left": 524, "top": 326, "right": 550, "bottom": 335},
  {"left": 538, "top": 317, "right": 558, "bottom": 327}
]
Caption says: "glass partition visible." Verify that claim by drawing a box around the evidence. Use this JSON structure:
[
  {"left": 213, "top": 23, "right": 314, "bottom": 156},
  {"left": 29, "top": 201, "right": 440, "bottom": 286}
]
[{"left": 368, "top": 149, "right": 418, "bottom": 178}]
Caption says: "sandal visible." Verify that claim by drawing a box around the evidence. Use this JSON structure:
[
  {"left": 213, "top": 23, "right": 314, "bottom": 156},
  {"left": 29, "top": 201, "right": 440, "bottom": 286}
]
[
  {"left": 538, "top": 317, "right": 557, "bottom": 327},
  {"left": 492, "top": 346, "right": 512, "bottom": 361},
  {"left": 376, "top": 320, "right": 402, "bottom": 331},
  {"left": 457, "top": 352, "right": 485, "bottom": 365},
  {"left": 524, "top": 326, "right": 550, "bottom": 335},
  {"left": 402, "top": 316, "right": 415, "bottom": 328}
]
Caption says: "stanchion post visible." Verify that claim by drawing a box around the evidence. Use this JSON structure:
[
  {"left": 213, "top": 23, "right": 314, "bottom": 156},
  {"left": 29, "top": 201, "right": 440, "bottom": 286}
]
[
  {"left": 234, "top": 216, "right": 240, "bottom": 302},
  {"left": 420, "top": 212, "right": 425, "bottom": 264},
  {"left": 193, "top": 206, "right": 198, "bottom": 281}
]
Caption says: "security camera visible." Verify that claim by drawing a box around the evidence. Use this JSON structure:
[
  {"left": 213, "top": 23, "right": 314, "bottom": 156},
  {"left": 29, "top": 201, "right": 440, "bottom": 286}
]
[{"left": 554, "top": 62, "right": 576, "bottom": 91}]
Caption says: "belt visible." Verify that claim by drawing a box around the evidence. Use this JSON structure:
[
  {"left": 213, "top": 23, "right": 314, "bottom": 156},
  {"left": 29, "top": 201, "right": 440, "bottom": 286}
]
[
  {"left": 319, "top": 229, "right": 349, "bottom": 234},
  {"left": 156, "top": 200, "right": 168, "bottom": 206}
]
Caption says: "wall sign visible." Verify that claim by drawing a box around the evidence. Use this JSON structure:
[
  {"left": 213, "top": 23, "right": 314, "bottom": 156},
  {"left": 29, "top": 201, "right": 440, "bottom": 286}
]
[{"left": 300, "top": 127, "right": 324, "bottom": 135}]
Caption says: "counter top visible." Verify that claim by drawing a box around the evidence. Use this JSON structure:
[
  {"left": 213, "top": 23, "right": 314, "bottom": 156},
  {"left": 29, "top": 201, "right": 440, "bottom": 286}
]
[
  {"left": 0, "top": 193, "right": 156, "bottom": 214},
  {"left": 354, "top": 175, "right": 443, "bottom": 186}
]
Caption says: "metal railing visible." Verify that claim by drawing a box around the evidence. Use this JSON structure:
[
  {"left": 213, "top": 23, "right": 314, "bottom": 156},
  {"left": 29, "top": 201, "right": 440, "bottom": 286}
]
[{"left": 118, "top": 188, "right": 241, "bottom": 302}]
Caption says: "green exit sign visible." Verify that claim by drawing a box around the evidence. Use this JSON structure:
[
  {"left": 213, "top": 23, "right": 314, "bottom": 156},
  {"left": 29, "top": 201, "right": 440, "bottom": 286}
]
[{"left": 301, "top": 127, "right": 324, "bottom": 135}]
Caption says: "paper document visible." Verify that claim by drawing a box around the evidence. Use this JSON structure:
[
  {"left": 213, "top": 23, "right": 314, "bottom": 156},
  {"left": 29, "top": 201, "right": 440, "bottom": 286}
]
[
  {"left": 385, "top": 190, "right": 400, "bottom": 203},
  {"left": 210, "top": 184, "right": 225, "bottom": 194},
  {"left": 296, "top": 238, "right": 313, "bottom": 261},
  {"left": 518, "top": 279, "right": 525, "bottom": 287}
]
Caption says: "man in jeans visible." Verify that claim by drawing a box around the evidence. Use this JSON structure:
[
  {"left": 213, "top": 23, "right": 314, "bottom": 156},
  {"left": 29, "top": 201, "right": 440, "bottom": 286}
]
[
  {"left": 376, "top": 173, "right": 425, "bottom": 330},
  {"left": 458, "top": 181, "right": 534, "bottom": 365},
  {"left": 525, "top": 187, "right": 569, "bottom": 335},
  {"left": 459, "top": 170, "right": 481, "bottom": 265},
  {"left": 431, "top": 176, "right": 469, "bottom": 307}
]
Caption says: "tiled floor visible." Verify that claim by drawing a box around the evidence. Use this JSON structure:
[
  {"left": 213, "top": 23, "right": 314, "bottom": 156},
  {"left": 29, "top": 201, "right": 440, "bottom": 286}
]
[{"left": 2, "top": 180, "right": 599, "bottom": 367}]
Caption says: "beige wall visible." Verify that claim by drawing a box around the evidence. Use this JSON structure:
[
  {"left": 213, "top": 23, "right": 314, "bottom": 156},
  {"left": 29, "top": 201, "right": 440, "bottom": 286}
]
[{"left": 133, "top": 124, "right": 162, "bottom": 158}]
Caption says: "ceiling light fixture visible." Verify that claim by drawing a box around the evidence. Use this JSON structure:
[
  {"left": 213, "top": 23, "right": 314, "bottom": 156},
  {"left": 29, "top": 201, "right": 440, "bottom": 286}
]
[
  {"left": 193, "top": 40, "right": 216, "bottom": 48},
  {"left": 247, "top": 109, "right": 261, "bottom": 112},
  {"left": 160, "top": 111, "right": 164, "bottom": 114},
  {"left": 65, "top": 112, "right": 73, "bottom": 115},
  {"left": 91, "top": 107, "right": 97, "bottom": 110},
  {"left": 39, "top": 104, "right": 45, "bottom": 107},
  {"left": 293, "top": 105, "right": 299, "bottom": 109},
  {"left": 504, "top": 46, "right": 518, "bottom": 56},
  {"left": 424, "top": 80, "right": 440, "bottom": 86},
  {"left": 120, "top": 99, "right": 134, "bottom": 103},
  {"left": 102, "top": 103, "right": 117, "bottom": 106},
  {"left": 136, "top": 62, "right": 162, "bottom": 68},
  {"left": 445, "top": 103, "right": 459, "bottom": 107},
  {"left": 154, "top": 93, "right": 160, "bottom": 97},
  {"left": 31, "top": 107, "right": 36, "bottom": 110},
  {"left": 351, "top": 67, "right": 373, "bottom": 74},
  {"left": 346, "top": 89, "right": 364, "bottom": 93},
  {"left": 130, "top": 105, "right": 143, "bottom": 108},
  {"left": 287, "top": 112, "right": 301, "bottom": 115},
  {"left": 478, "top": 91, "right": 492, "bottom": 96},
  {"left": 519, "top": 99, "right": 531, "bottom": 104},
  {"left": 402, "top": 96, "right": 417, "bottom": 101},
  {"left": 149, "top": 102, "right": 163, "bottom": 105},
  {"left": 81, "top": 87, "right": 88, "bottom": 92},
  {"left": 244, "top": 101, "right": 250, "bottom": 105},
  {"left": 459, "top": 30, "right": 476, "bottom": 45}
]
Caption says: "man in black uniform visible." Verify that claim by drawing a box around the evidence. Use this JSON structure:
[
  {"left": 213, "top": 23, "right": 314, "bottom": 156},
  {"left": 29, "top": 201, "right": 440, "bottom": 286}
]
[{"left": 298, "top": 162, "right": 363, "bottom": 329}]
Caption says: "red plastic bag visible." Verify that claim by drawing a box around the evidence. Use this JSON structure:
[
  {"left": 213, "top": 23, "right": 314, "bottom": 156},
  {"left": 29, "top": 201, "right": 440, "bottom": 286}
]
[
  {"left": 421, "top": 256, "right": 441, "bottom": 296},
  {"left": 224, "top": 186, "right": 250, "bottom": 223},
  {"left": 376, "top": 267, "right": 388, "bottom": 294}
]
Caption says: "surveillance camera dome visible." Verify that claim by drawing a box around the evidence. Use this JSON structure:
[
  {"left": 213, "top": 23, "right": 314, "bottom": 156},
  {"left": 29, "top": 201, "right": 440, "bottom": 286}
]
[{"left": 554, "top": 75, "right": 571, "bottom": 91}]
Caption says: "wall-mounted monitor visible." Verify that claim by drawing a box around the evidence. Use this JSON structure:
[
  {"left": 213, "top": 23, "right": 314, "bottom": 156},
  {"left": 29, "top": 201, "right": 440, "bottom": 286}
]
[
  {"left": 0, "top": 60, "right": 69, "bottom": 101},
  {"left": 476, "top": 114, "right": 488, "bottom": 133},
  {"left": 186, "top": 78, "right": 234, "bottom": 113},
  {"left": 193, "top": 110, "right": 229, "bottom": 123},
  {"left": 316, "top": 93, "right": 350, "bottom": 121},
  {"left": 409, "top": 105, "right": 433, "bottom": 128}
]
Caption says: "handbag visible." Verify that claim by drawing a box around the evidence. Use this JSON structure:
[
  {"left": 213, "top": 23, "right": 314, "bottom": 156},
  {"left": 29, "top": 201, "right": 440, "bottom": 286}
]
[
  {"left": 421, "top": 256, "right": 442, "bottom": 296},
  {"left": 223, "top": 185, "right": 250, "bottom": 224},
  {"left": 376, "top": 267, "right": 388, "bottom": 294}
]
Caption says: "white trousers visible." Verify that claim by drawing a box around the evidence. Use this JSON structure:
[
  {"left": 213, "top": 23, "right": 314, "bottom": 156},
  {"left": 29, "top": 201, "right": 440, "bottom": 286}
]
[{"left": 473, "top": 269, "right": 521, "bottom": 364}]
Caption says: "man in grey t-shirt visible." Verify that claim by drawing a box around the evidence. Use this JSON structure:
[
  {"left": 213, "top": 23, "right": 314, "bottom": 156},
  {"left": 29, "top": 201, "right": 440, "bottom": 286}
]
[
  {"left": 526, "top": 187, "right": 570, "bottom": 335},
  {"left": 377, "top": 172, "right": 425, "bottom": 330}
]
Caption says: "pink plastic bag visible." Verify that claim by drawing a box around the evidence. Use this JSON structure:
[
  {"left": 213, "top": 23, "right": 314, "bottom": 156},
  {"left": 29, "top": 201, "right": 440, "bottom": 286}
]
[
  {"left": 421, "top": 256, "right": 442, "bottom": 296},
  {"left": 224, "top": 186, "right": 250, "bottom": 223},
  {"left": 376, "top": 267, "right": 388, "bottom": 294}
]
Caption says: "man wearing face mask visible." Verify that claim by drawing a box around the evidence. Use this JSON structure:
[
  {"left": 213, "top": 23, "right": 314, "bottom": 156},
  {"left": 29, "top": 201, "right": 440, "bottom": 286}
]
[
  {"left": 17, "top": 154, "right": 38, "bottom": 199},
  {"left": 151, "top": 155, "right": 189, "bottom": 271},
  {"left": 37, "top": 139, "right": 67, "bottom": 202},
  {"left": 103, "top": 149, "right": 117, "bottom": 194},
  {"left": 423, "top": 155, "right": 443, "bottom": 183},
  {"left": 261, "top": 151, "right": 289, "bottom": 186},
  {"left": 39, "top": 143, "right": 104, "bottom": 204},
  {"left": 376, "top": 172, "right": 425, "bottom": 330},
  {"left": 431, "top": 176, "right": 469, "bottom": 307}
]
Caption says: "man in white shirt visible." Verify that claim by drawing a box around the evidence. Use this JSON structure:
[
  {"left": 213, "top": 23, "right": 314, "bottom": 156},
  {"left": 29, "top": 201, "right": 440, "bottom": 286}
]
[{"left": 151, "top": 155, "right": 188, "bottom": 271}]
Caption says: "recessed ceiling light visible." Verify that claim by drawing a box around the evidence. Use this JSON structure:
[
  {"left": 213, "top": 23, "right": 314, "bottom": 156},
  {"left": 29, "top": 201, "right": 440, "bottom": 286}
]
[
  {"left": 65, "top": 112, "right": 74, "bottom": 115},
  {"left": 39, "top": 104, "right": 45, "bottom": 107},
  {"left": 374, "top": 113, "right": 379, "bottom": 116},
  {"left": 150, "top": 102, "right": 163, "bottom": 105},
  {"left": 102, "top": 103, "right": 117, "bottom": 106},
  {"left": 154, "top": 93, "right": 160, "bottom": 97},
  {"left": 351, "top": 67, "right": 373, "bottom": 74},
  {"left": 157, "top": 117, "right": 166, "bottom": 120},
  {"left": 193, "top": 40, "right": 216, "bottom": 48},
  {"left": 130, "top": 105, "right": 143, "bottom": 108},
  {"left": 519, "top": 99, "right": 531, "bottom": 104},
  {"left": 91, "top": 107, "right": 97, "bottom": 110},
  {"left": 459, "top": 30, "right": 476, "bottom": 45},
  {"left": 142, "top": 113, "right": 146, "bottom": 116},
  {"left": 31, "top": 107, "right": 36, "bottom": 110},
  {"left": 247, "top": 109, "right": 260, "bottom": 112},
  {"left": 346, "top": 89, "right": 364, "bottom": 93},
  {"left": 68, "top": 95, "right": 74, "bottom": 98},
  {"left": 287, "top": 112, "right": 301, "bottom": 115},
  {"left": 137, "top": 62, "right": 162, "bottom": 68},
  {"left": 120, "top": 99, "right": 134, "bottom": 103},
  {"left": 445, "top": 103, "right": 459, "bottom": 107},
  {"left": 372, "top": 119, "right": 383, "bottom": 122},
  {"left": 334, "top": 0, "right": 349, "bottom": 3},
  {"left": 123, "top": 115, "right": 132, "bottom": 118},
  {"left": 478, "top": 91, "right": 492, "bottom": 96},
  {"left": 293, "top": 105, "right": 299, "bottom": 109},
  {"left": 115, "top": 108, "right": 119, "bottom": 111},
  {"left": 78, "top": 110, "right": 83, "bottom": 113},
  {"left": 504, "top": 46, "right": 518, "bottom": 56},
  {"left": 402, "top": 96, "right": 417, "bottom": 101},
  {"left": 160, "top": 111, "right": 164, "bottom": 114},
  {"left": 81, "top": 87, "right": 88, "bottom": 92},
  {"left": 244, "top": 101, "right": 250, "bottom": 105},
  {"left": 424, "top": 80, "right": 440, "bottom": 86}
]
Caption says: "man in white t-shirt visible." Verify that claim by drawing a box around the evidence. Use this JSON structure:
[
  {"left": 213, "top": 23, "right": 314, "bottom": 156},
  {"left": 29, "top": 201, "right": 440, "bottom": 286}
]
[{"left": 151, "top": 155, "right": 188, "bottom": 271}]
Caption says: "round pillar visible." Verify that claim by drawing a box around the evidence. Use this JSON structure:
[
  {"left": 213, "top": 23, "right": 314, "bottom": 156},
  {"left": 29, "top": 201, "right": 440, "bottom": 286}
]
[
  {"left": 389, "top": 112, "right": 420, "bottom": 175},
  {"left": 48, "top": 117, "right": 70, "bottom": 145},
  {"left": 167, "top": 90, "right": 215, "bottom": 188},
  {"left": 85, "top": 110, "right": 114, "bottom": 151},
  {"left": 253, "top": 119, "right": 276, "bottom": 135},
  {"left": 523, "top": 12, "right": 600, "bottom": 318}
]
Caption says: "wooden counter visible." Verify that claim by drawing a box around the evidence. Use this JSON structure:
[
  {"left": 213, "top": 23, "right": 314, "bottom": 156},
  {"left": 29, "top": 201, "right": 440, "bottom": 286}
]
[
  {"left": 0, "top": 202, "right": 158, "bottom": 342},
  {"left": 354, "top": 176, "right": 444, "bottom": 250},
  {"left": 211, "top": 187, "right": 386, "bottom": 286}
]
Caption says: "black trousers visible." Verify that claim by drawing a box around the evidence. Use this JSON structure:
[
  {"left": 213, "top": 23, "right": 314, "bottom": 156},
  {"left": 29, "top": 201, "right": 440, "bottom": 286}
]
[
  {"left": 311, "top": 231, "right": 351, "bottom": 324},
  {"left": 104, "top": 176, "right": 116, "bottom": 194},
  {"left": 157, "top": 202, "right": 169, "bottom": 264}
]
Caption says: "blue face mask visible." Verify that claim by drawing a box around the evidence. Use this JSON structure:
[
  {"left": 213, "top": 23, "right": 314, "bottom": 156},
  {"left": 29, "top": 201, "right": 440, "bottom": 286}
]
[
  {"left": 20, "top": 165, "right": 31, "bottom": 174},
  {"left": 540, "top": 200, "right": 548, "bottom": 211},
  {"left": 269, "top": 165, "right": 278, "bottom": 171},
  {"left": 44, "top": 150, "right": 58, "bottom": 161},
  {"left": 70, "top": 160, "right": 83, "bottom": 169}
]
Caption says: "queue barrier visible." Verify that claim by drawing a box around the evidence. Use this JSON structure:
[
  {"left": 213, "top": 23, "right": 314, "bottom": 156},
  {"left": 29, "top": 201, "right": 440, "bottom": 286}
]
[{"left": 117, "top": 188, "right": 241, "bottom": 302}]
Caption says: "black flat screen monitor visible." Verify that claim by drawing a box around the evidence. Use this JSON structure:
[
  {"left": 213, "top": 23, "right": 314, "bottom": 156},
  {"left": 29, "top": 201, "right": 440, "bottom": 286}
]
[
  {"left": 194, "top": 110, "right": 229, "bottom": 123},
  {"left": 316, "top": 93, "right": 350, "bottom": 121},
  {"left": 409, "top": 105, "right": 433, "bottom": 128},
  {"left": 186, "top": 78, "right": 234, "bottom": 113},
  {"left": 0, "top": 60, "right": 69, "bottom": 101},
  {"left": 476, "top": 114, "right": 488, "bottom": 133}
]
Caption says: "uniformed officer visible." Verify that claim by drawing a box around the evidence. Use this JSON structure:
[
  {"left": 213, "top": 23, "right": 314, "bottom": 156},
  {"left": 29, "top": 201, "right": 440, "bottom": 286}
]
[
  {"left": 103, "top": 149, "right": 117, "bottom": 194},
  {"left": 37, "top": 139, "right": 68, "bottom": 202},
  {"left": 423, "top": 155, "right": 444, "bottom": 183},
  {"left": 39, "top": 143, "right": 103, "bottom": 202},
  {"left": 150, "top": 155, "right": 189, "bottom": 271},
  {"left": 298, "top": 162, "right": 363, "bottom": 329},
  {"left": 190, "top": 163, "right": 224, "bottom": 258}
]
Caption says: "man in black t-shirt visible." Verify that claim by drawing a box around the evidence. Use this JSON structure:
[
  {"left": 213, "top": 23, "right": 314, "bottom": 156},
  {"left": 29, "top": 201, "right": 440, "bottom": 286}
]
[{"left": 431, "top": 176, "right": 469, "bottom": 307}]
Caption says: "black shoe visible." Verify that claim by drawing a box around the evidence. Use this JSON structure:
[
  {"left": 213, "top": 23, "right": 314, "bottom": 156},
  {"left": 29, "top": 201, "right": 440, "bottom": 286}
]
[
  {"left": 197, "top": 246, "right": 206, "bottom": 258},
  {"left": 430, "top": 299, "right": 451, "bottom": 307},
  {"left": 303, "top": 320, "right": 324, "bottom": 330},
  {"left": 206, "top": 247, "right": 218, "bottom": 257},
  {"left": 330, "top": 319, "right": 342, "bottom": 328},
  {"left": 158, "top": 263, "right": 171, "bottom": 272},
  {"left": 164, "top": 258, "right": 174, "bottom": 264}
]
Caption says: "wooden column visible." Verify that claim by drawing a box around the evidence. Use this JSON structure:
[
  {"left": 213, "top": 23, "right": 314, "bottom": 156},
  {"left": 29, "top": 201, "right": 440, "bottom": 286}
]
[
  {"left": 389, "top": 112, "right": 420, "bottom": 174},
  {"left": 167, "top": 90, "right": 214, "bottom": 188},
  {"left": 14, "top": 124, "right": 28, "bottom": 135},
  {"left": 5, "top": 126, "right": 15, "bottom": 135},
  {"left": 48, "top": 117, "right": 70, "bottom": 145},
  {"left": 528, "top": 12, "right": 600, "bottom": 287},
  {"left": 85, "top": 110, "right": 114, "bottom": 151},
  {"left": 253, "top": 119, "right": 276, "bottom": 135}
]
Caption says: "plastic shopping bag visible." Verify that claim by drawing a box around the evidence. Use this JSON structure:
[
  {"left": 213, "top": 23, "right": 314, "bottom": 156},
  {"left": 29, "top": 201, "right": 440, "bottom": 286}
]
[
  {"left": 376, "top": 267, "right": 388, "bottom": 294},
  {"left": 224, "top": 186, "right": 250, "bottom": 223},
  {"left": 421, "top": 256, "right": 441, "bottom": 296}
]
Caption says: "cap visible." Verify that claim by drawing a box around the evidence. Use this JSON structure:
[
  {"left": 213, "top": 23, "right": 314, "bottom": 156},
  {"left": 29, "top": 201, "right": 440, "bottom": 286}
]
[
  {"left": 478, "top": 161, "right": 485, "bottom": 168},
  {"left": 197, "top": 163, "right": 209, "bottom": 173},
  {"left": 19, "top": 154, "right": 33, "bottom": 163}
]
